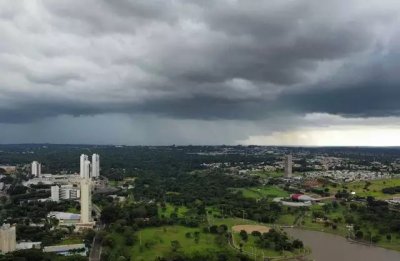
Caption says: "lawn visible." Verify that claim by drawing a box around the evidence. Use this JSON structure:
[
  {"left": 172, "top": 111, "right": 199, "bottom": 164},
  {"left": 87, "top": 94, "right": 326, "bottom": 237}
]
[
  {"left": 66, "top": 207, "right": 79, "bottom": 214},
  {"left": 57, "top": 235, "right": 83, "bottom": 245},
  {"left": 158, "top": 203, "right": 188, "bottom": 218},
  {"left": 276, "top": 214, "right": 296, "bottom": 225},
  {"left": 329, "top": 178, "right": 400, "bottom": 199},
  {"left": 249, "top": 170, "right": 284, "bottom": 178},
  {"left": 232, "top": 186, "right": 289, "bottom": 199},
  {"left": 212, "top": 217, "right": 258, "bottom": 228},
  {"left": 130, "top": 226, "right": 227, "bottom": 261}
]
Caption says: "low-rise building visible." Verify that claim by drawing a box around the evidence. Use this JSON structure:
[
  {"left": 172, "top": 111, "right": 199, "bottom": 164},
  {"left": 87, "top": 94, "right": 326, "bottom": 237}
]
[
  {"left": 0, "top": 166, "right": 16, "bottom": 174},
  {"left": 16, "top": 241, "right": 41, "bottom": 250},
  {"left": 47, "top": 212, "right": 81, "bottom": 226},
  {"left": 51, "top": 185, "right": 80, "bottom": 202},
  {"left": 0, "top": 224, "right": 16, "bottom": 253},
  {"left": 43, "top": 243, "right": 86, "bottom": 256}
]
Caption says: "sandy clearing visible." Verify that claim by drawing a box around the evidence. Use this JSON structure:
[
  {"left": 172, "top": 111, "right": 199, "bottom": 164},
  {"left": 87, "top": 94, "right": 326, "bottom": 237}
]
[{"left": 232, "top": 224, "right": 271, "bottom": 234}]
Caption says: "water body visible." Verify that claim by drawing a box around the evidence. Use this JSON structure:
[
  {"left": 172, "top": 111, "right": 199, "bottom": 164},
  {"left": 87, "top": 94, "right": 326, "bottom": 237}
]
[{"left": 285, "top": 228, "right": 400, "bottom": 261}]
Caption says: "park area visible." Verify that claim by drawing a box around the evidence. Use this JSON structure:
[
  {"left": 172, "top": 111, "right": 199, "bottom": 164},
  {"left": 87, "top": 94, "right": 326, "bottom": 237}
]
[
  {"left": 107, "top": 225, "right": 229, "bottom": 261},
  {"left": 329, "top": 178, "right": 400, "bottom": 199},
  {"left": 231, "top": 185, "right": 289, "bottom": 199},
  {"left": 230, "top": 223, "right": 305, "bottom": 259}
]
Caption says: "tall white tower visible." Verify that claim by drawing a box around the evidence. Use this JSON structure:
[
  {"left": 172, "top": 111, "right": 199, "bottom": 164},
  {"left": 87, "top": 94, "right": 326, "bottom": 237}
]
[
  {"left": 80, "top": 159, "right": 92, "bottom": 224},
  {"left": 80, "top": 154, "right": 88, "bottom": 178},
  {"left": 91, "top": 154, "right": 100, "bottom": 178},
  {"left": 80, "top": 177, "right": 92, "bottom": 224},
  {"left": 31, "top": 161, "right": 41, "bottom": 177},
  {"left": 284, "top": 154, "right": 292, "bottom": 178}
]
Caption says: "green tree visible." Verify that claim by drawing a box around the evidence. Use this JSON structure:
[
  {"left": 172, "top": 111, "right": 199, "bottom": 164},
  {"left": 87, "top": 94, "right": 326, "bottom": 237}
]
[
  {"left": 239, "top": 230, "right": 248, "bottom": 241},
  {"left": 170, "top": 240, "right": 181, "bottom": 252}
]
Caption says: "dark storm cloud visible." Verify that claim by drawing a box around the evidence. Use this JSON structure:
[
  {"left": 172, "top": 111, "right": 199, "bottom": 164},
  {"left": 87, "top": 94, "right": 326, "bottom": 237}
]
[
  {"left": 282, "top": 59, "right": 400, "bottom": 118},
  {"left": 0, "top": 0, "right": 400, "bottom": 124}
]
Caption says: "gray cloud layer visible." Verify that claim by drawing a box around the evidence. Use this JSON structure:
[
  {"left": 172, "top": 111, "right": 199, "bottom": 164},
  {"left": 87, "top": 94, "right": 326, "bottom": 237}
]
[{"left": 1, "top": 0, "right": 400, "bottom": 125}]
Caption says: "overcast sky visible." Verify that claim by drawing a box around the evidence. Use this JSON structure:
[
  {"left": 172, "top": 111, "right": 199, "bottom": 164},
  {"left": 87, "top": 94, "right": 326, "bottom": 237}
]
[{"left": 1, "top": 0, "right": 400, "bottom": 146}]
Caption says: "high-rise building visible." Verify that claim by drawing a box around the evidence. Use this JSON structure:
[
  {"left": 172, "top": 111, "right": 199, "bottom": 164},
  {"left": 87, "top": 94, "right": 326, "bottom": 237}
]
[
  {"left": 51, "top": 185, "right": 60, "bottom": 202},
  {"left": 31, "top": 161, "right": 41, "bottom": 177},
  {"left": 0, "top": 224, "right": 16, "bottom": 253},
  {"left": 284, "top": 154, "right": 292, "bottom": 178},
  {"left": 91, "top": 154, "right": 100, "bottom": 178},
  {"left": 76, "top": 155, "right": 95, "bottom": 230},
  {"left": 80, "top": 154, "right": 88, "bottom": 178},
  {"left": 80, "top": 177, "right": 92, "bottom": 224},
  {"left": 84, "top": 160, "right": 91, "bottom": 179}
]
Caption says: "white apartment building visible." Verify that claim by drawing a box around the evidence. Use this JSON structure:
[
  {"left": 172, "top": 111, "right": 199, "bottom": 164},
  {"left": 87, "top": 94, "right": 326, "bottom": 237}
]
[
  {"left": 80, "top": 154, "right": 89, "bottom": 178},
  {"left": 91, "top": 154, "right": 100, "bottom": 178},
  {"left": 31, "top": 161, "right": 41, "bottom": 177}
]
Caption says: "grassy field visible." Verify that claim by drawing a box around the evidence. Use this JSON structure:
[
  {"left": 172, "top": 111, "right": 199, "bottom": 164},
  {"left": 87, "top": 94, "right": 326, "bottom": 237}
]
[
  {"left": 130, "top": 226, "right": 227, "bottom": 261},
  {"left": 210, "top": 216, "right": 304, "bottom": 260},
  {"left": 232, "top": 186, "right": 289, "bottom": 199},
  {"left": 212, "top": 217, "right": 259, "bottom": 227},
  {"left": 329, "top": 178, "right": 400, "bottom": 199},
  {"left": 158, "top": 203, "right": 188, "bottom": 218},
  {"left": 249, "top": 170, "right": 284, "bottom": 178},
  {"left": 57, "top": 235, "right": 83, "bottom": 245},
  {"left": 66, "top": 207, "right": 79, "bottom": 214},
  {"left": 276, "top": 214, "right": 296, "bottom": 225}
]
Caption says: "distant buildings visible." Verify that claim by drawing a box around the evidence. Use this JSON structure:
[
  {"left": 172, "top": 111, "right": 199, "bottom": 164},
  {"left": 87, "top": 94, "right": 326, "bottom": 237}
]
[
  {"left": 91, "top": 154, "right": 100, "bottom": 178},
  {"left": 31, "top": 161, "right": 41, "bottom": 177},
  {"left": 23, "top": 174, "right": 81, "bottom": 186},
  {"left": 80, "top": 154, "right": 100, "bottom": 179},
  {"left": 284, "top": 155, "right": 292, "bottom": 178},
  {"left": 0, "top": 224, "right": 16, "bottom": 253}
]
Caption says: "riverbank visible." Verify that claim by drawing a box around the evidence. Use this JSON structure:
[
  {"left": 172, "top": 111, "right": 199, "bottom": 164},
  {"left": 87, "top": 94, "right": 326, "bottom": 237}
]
[{"left": 284, "top": 228, "right": 400, "bottom": 261}]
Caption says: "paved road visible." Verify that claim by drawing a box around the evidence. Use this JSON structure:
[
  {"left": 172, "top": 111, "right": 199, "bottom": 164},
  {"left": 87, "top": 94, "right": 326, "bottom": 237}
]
[
  {"left": 89, "top": 233, "right": 102, "bottom": 261},
  {"left": 93, "top": 204, "right": 102, "bottom": 218},
  {"left": 89, "top": 204, "right": 103, "bottom": 261}
]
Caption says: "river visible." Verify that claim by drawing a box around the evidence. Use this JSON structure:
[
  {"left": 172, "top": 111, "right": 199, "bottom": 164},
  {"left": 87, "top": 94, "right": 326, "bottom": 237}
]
[{"left": 285, "top": 228, "right": 400, "bottom": 261}]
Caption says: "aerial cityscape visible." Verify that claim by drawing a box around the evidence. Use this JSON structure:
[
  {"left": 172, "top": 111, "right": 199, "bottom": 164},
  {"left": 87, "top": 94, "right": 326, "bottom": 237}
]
[
  {"left": 1, "top": 0, "right": 400, "bottom": 261},
  {"left": 0, "top": 145, "right": 400, "bottom": 260}
]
